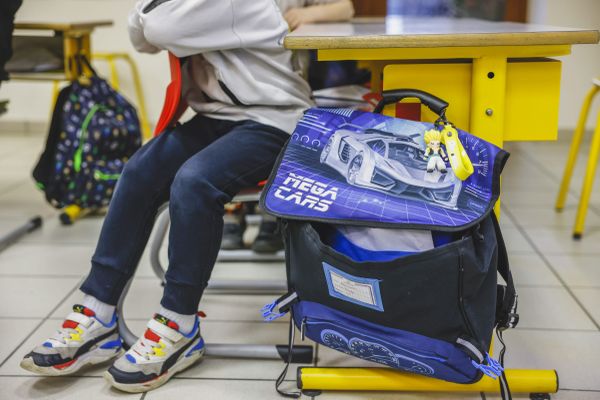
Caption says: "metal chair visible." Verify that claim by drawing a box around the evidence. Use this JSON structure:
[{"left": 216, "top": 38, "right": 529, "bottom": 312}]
[{"left": 555, "top": 77, "right": 600, "bottom": 239}]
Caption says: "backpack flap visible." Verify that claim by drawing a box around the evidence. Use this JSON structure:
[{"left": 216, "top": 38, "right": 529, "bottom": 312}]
[{"left": 260, "top": 105, "right": 509, "bottom": 231}]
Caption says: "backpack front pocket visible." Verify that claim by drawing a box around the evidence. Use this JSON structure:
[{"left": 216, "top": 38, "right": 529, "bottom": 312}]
[
  {"left": 286, "top": 221, "right": 491, "bottom": 350},
  {"left": 293, "top": 301, "right": 480, "bottom": 384}
]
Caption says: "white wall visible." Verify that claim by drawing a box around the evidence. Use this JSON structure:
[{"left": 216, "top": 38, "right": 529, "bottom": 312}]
[
  {"left": 529, "top": 0, "right": 600, "bottom": 131},
  {"left": 1, "top": 0, "right": 599, "bottom": 132}
]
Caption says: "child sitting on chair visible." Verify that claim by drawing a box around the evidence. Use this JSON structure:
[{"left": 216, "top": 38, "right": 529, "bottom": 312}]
[
  {"left": 20, "top": 0, "right": 313, "bottom": 393},
  {"left": 222, "top": 0, "right": 355, "bottom": 254}
]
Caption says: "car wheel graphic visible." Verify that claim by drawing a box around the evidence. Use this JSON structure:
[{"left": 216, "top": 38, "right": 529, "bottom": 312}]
[
  {"left": 320, "top": 137, "right": 333, "bottom": 163},
  {"left": 347, "top": 154, "right": 363, "bottom": 185}
]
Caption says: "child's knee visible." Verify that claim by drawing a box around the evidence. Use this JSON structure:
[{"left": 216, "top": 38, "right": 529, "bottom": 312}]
[{"left": 170, "top": 166, "right": 225, "bottom": 209}]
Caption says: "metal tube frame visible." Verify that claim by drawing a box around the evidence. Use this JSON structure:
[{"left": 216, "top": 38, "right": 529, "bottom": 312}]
[
  {"left": 0, "top": 216, "right": 43, "bottom": 253},
  {"left": 118, "top": 198, "right": 305, "bottom": 361}
]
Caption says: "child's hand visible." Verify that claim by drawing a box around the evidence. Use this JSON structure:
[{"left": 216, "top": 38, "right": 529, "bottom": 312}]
[{"left": 284, "top": 7, "right": 315, "bottom": 31}]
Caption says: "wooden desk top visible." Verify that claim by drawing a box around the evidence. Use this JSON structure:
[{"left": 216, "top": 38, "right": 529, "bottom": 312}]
[
  {"left": 14, "top": 21, "right": 113, "bottom": 32},
  {"left": 284, "top": 17, "right": 600, "bottom": 49}
]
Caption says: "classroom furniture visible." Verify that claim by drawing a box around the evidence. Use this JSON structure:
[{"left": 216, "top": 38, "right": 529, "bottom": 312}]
[
  {"left": 10, "top": 21, "right": 153, "bottom": 224},
  {"left": 556, "top": 77, "right": 600, "bottom": 239},
  {"left": 284, "top": 16, "right": 599, "bottom": 397},
  {"left": 117, "top": 201, "right": 308, "bottom": 363},
  {"left": 91, "top": 52, "right": 151, "bottom": 139},
  {"left": 11, "top": 21, "right": 112, "bottom": 80},
  {"left": 10, "top": 22, "right": 151, "bottom": 140}
]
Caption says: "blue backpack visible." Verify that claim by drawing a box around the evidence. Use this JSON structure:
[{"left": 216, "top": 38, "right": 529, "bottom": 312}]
[
  {"left": 260, "top": 90, "right": 519, "bottom": 398},
  {"left": 33, "top": 65, "right": 141, "bottom": 210}
]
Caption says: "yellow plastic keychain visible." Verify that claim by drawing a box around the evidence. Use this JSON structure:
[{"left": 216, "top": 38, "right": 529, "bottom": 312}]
[{"left": 440, "top": 123, "right": 474, "bottom": 181}]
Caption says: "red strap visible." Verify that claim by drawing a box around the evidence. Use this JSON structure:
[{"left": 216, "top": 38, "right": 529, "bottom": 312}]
[{"left": 154, "top": 53, "right": 189, "bottom": 136}]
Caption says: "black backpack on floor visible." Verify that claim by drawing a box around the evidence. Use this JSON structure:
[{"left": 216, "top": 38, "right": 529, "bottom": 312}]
[{"left": 33, "top": 60, "right": 141, "bottom": 210}]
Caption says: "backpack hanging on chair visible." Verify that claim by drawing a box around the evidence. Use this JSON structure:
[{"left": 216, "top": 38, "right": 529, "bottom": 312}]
[
  {"left": 260, "top": 89, "right": 519, "bottom": 399},
  {"left": 33, "top": 56, "right": 142, "bottom": 217}
]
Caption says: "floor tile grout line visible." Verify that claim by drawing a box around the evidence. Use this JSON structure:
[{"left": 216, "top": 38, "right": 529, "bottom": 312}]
[
  {"left": 516, "top": 151, "right": 600, "bottom": 217},
  {"left": 0, "top": 279, "right": 83, "bottom": 368},
  {"left": 0, "top": 274, "right": 85, "bottom": 279},
  {"left": 502, "top": 206, "right": 600, "bottom": 331},
  {"left": 78, "top": 317, "right": 290, "bottom": 324},
  {"left": 514, "top": 326, "right": 599, "bottom": 333},
  {"left": 0, "top": 374, "right": 299, "bottom": 382},
  {"left": 515, "top": 284, "right": 570, "bottom": 289},
  {"left": 0, "top": 181, "right": 28, "bottom": 199}
]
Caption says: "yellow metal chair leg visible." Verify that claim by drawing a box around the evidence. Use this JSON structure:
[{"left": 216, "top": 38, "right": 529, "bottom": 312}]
[
  {"left": 297, "top": 367, "right": 558, "bottom": 394},
  {"left": 92, "top": 53, "right": 152, "bottom": 141},
  {"left": 121, "top": 53, "right": 151, "bottom": 141},
  {"left": 50, "top": 80, "right": 60, "bottom": 119},
  {"left": 556, "top": 85, "right": 600, "bottom": 212},
  {"left": 573, "top": 110, "right": 600, "bottom": 239},
  {"left": 106, "top": 55, "right": 120, "bottom": 90}
]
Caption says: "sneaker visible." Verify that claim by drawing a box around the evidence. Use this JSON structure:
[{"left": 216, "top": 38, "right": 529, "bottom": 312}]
[
  {"left": 252, "top": 220, "right": 284, "bottom": 254},
  {"left": 20, "top": 304, "right": 121, "bottom": 375},
  {"left": 104, "top": 313, "right": 205, "bottom": 393},
  {"left": 221, "top": 222, "right": 245, "bottom": 250}
]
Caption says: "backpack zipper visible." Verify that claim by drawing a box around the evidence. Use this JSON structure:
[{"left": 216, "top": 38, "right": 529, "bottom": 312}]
[{"left": 457, "top": 246, "right": 483, "bottom": 355}]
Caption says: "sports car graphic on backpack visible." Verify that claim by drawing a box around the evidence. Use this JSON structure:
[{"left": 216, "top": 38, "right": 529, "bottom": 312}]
[{"left": 319, "top": 128, "right": 462, "bottom": 209}]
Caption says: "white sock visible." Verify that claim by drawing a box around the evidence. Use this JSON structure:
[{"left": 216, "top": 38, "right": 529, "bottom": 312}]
[
  {"left": 158, "top": 306, "right": 196, "bottom": 335},
  {"left": 82, "top": 294, "right": 116, "bottom": 324}
]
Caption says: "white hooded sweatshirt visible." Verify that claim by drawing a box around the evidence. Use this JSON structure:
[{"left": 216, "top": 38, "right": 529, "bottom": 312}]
[{"left": 128, "top": 0, "right": 314, "bottom": 134}]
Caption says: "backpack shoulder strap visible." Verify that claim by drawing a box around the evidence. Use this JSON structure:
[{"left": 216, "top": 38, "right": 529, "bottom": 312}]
[{"left": 490, "top": 212, "right": 519, "bottom": 330}]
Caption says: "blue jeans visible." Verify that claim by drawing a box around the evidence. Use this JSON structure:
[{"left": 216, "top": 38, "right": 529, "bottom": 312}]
[{"left": 80, "top": 114, "right": 289, "bottom": 314}]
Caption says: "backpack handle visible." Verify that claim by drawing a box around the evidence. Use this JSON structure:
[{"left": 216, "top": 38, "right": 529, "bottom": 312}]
[{"left": 373, "top": 89, "right": 449, "bottom": 119}]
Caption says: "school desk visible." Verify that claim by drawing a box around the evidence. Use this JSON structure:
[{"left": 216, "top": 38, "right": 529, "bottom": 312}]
[{"left": 284, "top": 16, "right": 599, "bottom": 396}]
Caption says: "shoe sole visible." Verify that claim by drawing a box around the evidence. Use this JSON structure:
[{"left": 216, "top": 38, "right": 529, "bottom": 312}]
[
  {"left": 20, "top": 346, "right": 122, "bottom": 376},
  {"left": 251, "top": 241, "right": 283, "bottom": 254},
  {"left": 104, "top": 346, "right": 205, "bottom": 393}
]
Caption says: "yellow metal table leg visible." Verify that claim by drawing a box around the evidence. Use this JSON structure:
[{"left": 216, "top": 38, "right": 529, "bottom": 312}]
[
  {"left": 298, "top": 367, "right": 558, "bottom": 394},
  {"left": 470, "top": 55, "right": 508, "bottom": 215},
  {"left": 573, "top": 110, "right": 600, "bottom": 238},
  {"left": 470, "top": 55, "right": 507, "bottom": 150},
  {"left": 556, "top": 85, "right": 600, "bottom": 212}
]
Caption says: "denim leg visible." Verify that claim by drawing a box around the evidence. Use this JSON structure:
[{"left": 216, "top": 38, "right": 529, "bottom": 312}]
[
  {"left": 161, "top": 121, "right": 289, "bottom": 314},
  {"left": 80, "top": 115, "right": 238, "bottom": 305}
]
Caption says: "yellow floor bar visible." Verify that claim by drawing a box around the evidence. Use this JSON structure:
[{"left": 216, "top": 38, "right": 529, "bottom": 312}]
[{"left": 298, "top": 368, "right": 558, "bottom": 394}]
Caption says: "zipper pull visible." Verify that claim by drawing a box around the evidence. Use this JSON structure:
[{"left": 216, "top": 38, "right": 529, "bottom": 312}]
[
  {"left": 471, "top": 353, "right": 504, "bottom": 379},
  {"left": 261, "top": 292, "right": 298, "bottom": 322},
  {"left": 261, "top": 299, "right": 286, "bottom": 322}
]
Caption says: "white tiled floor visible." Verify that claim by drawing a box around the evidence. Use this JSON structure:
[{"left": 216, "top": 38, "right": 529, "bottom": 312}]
[{"left": 1, "top": 131, "right": 600, "bottom": 400}]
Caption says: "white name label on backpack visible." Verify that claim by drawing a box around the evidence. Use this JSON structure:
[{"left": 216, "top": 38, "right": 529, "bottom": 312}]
[{"left": 323, "top": 262, "right": 384, "bottom": 312}]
